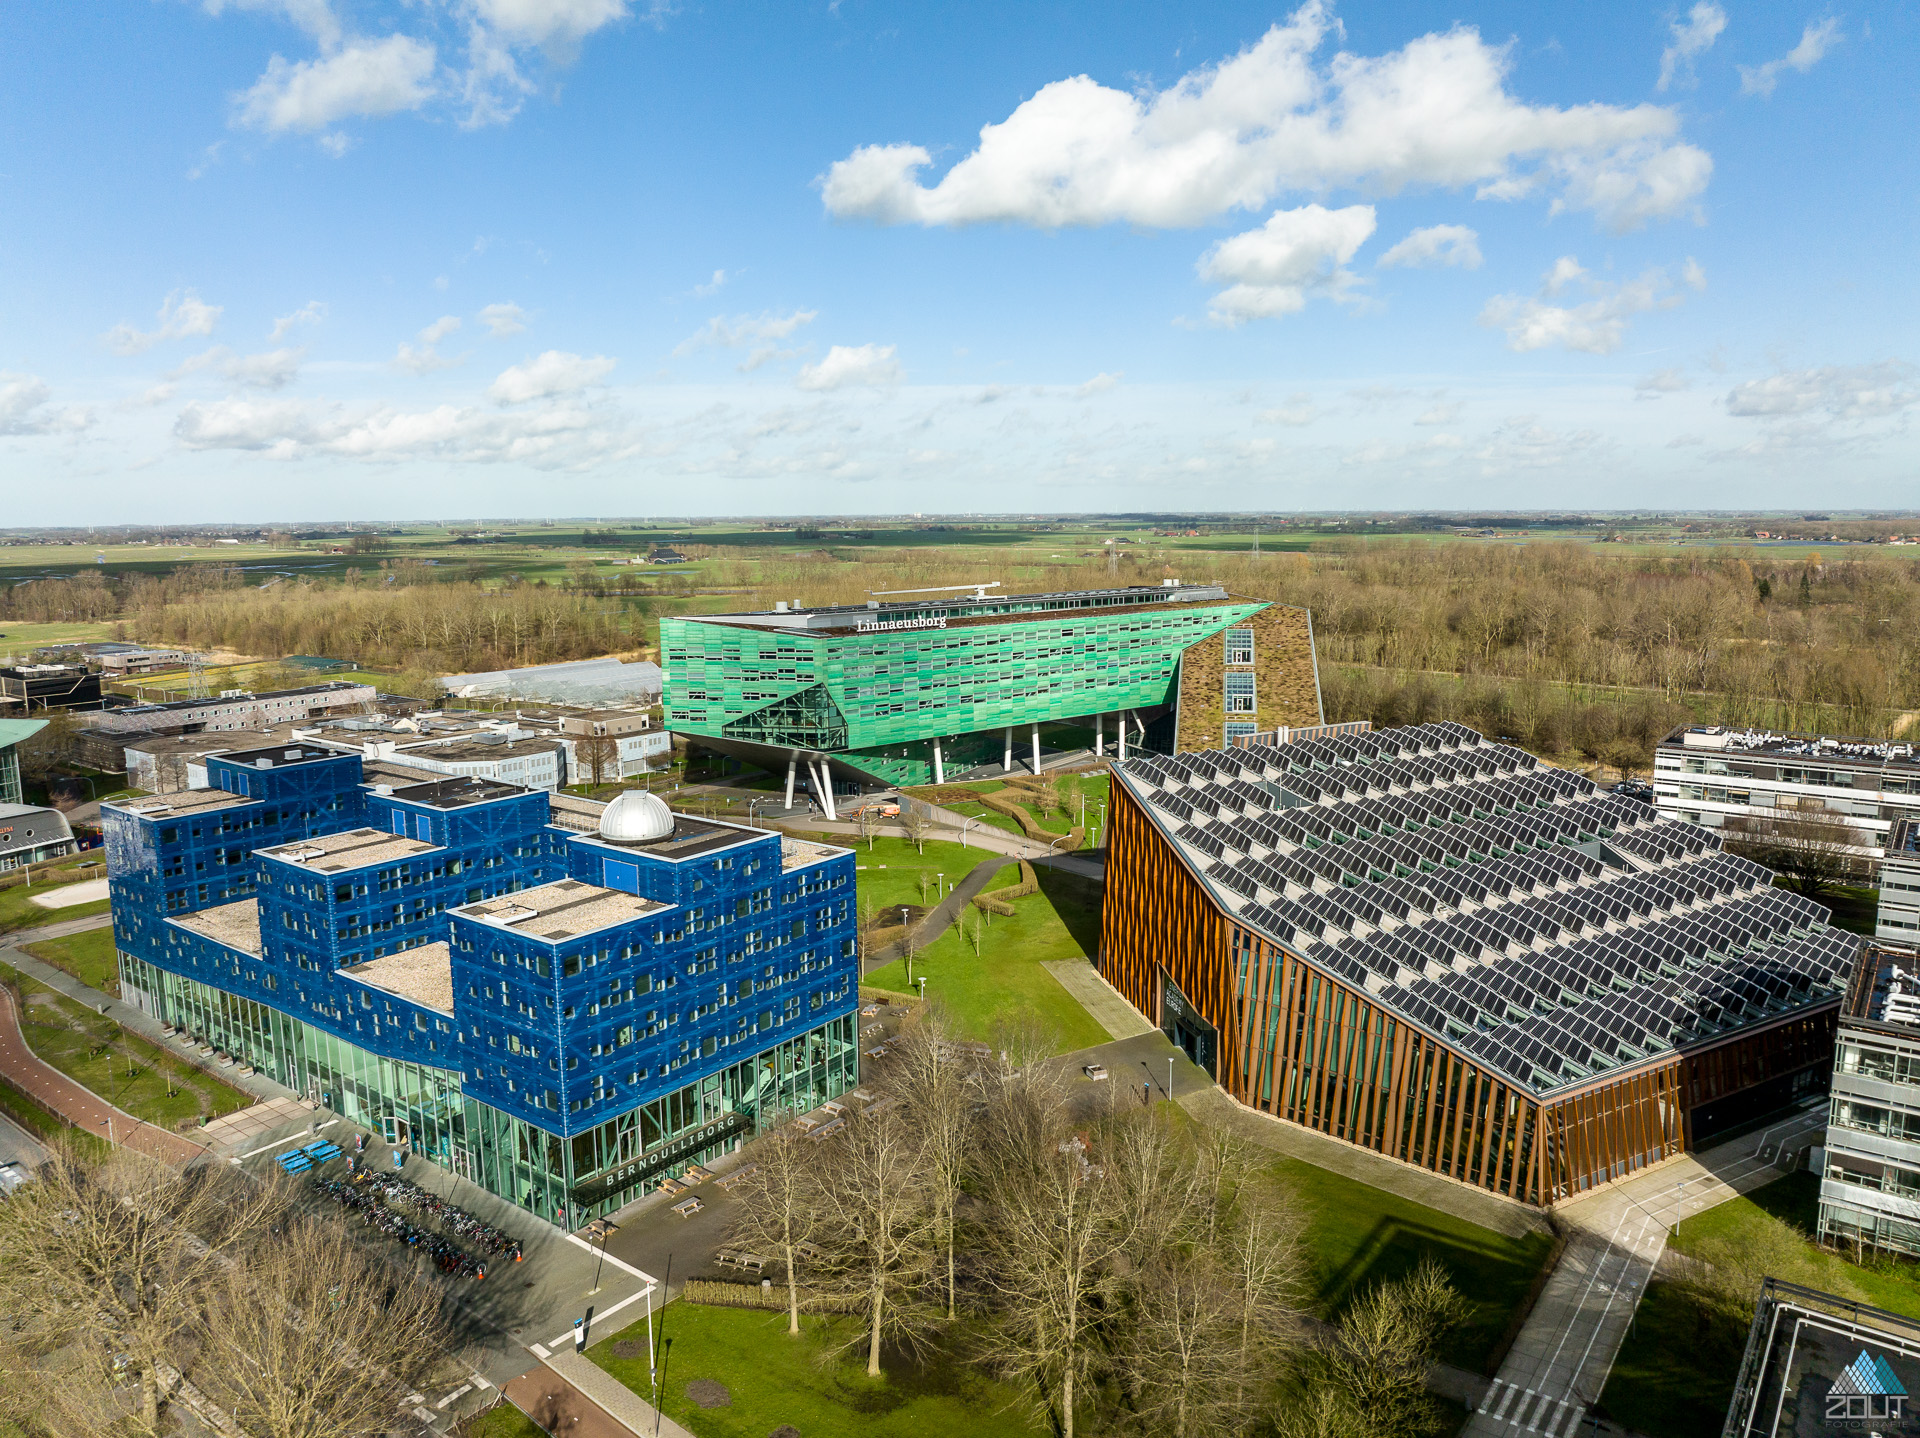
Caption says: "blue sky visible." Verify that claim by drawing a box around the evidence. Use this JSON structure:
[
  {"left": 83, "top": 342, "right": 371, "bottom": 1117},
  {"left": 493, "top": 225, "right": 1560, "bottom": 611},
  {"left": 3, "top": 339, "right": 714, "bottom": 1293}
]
[{"left": 1, "top": 0, "right": 1913, "bottom": 522}]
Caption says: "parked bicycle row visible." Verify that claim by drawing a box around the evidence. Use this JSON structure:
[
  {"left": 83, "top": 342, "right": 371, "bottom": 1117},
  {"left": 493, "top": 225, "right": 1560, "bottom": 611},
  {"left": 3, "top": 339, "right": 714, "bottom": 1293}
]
[
  {"left": 350, "top": 1170, "right": 524, "bottom": 1262},
  {"left": 309, "top": 1177, "right": 489, "bottom": 1280}
]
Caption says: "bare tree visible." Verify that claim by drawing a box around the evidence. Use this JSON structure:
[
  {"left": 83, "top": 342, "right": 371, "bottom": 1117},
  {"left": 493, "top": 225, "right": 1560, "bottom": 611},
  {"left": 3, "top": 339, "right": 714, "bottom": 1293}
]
[
  {"left": 1126, "top": 1248, "right": 1246, "bottom": 1438},
  {"left": 900, "top": 803, "right": 936, "bottom": 856},
  {"left": 576, "top": 731, "right": 619, "bottom": 787},
  {"left": 0, "top": 1145, "right": 285, "bottom": 1436},
  {"left": 812, "top": 1108, "right": 938, "bottom": 1377},
  {"left": 194, "top": 1217, "right": 456, "bottom": 1438},
  {"left": 1723, "top": 808, "right": 1870, "bottom": 899},
  {"left": 728, "top": 1122, "right": 829, "bottom": 1335},
  {"left": 855, "top": 803, "right": 879, "bottom": 850},
  {"left": 884, "top": 1012, "right": 983, "bottom": 1321}
]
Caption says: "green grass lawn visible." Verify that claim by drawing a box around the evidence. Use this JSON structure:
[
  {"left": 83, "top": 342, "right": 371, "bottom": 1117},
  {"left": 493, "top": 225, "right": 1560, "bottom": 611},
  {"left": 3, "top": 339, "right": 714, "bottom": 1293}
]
[
  {"left": 24, "top": 927, "right": 122, "bottom": 994},
  {"left": 0, "top": 856, "right": 112, "bottom": 933},
  {"left": 1, "top": 966, "right": 252, "bottom": 1132},
  {"left": 0, "top": 620, "right": 117, "bottom": 654},
  {"left": 905, "top": 774, "right": 1111, "bottom": 848},
  {"left": 0, "top": 1075, "right": 112, "bottom": 1162},
  {"left": 590, "top": 1303, "right": 1046, "bottom": 1438},
  {"left": 460, "top": 1401, "right": 546, "bottom": 1438},
  {"left": 1273, "top": 1155, "right": 1557, "bottom": 1374},
  {"left": 864, "top": 866, "right": 1108, "bottom": 1054},
  {"left": 1602, "top": 1171, "right": 1920, "bottom": 1437}
]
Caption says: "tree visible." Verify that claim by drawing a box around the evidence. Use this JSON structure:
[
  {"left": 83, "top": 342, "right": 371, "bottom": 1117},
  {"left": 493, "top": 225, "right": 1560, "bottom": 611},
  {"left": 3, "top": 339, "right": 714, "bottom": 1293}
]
[
  {"left": 729, "top": 1122, "right": 830, "bottom": 1335},
  {"left": 855, "top": 804, "right": 879, "bottom": 850},
  {"left": 194, "top": 1217, "right": 456, "bottom": 1438},
  {"left": 576, "top": 730, "right": 619, "bottom": 787},
  {"left": 884, "top": 1012, "right": 983, "bottom": 1321},
  {"left": 812, "top": 1107, "right": 938, "bottom": 1377},
  {"left": 1723, "top": 808, "right": 1869, "bottom": 899},
  {"left": 900, "top": 803, "right": 936, "bottom": 856},
  {"left": 15, "top": 708, "right": 78, "bottom": 784},
  {"left": 0, "top": 1145, "right": 284, "bottom": 1436},
  {"left": 1283, "top": 1257, "right": 1466, "bottom": 1438}
]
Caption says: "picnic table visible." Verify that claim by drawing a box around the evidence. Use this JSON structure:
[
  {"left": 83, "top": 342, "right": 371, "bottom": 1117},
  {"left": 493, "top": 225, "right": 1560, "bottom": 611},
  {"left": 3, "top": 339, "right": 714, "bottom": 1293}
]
[
  {"left": 716, "top": 1164, "right": 758, "bottom": 1191},
  {"left": 672, "top": 1196, "right": 703, "bottom": 1218}
]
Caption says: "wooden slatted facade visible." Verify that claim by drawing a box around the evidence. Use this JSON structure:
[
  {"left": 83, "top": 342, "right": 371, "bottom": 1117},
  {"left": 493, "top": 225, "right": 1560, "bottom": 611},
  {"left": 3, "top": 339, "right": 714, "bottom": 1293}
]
[{"left": 1099, "top": 778, "right": 1838, "bottom": 1206}]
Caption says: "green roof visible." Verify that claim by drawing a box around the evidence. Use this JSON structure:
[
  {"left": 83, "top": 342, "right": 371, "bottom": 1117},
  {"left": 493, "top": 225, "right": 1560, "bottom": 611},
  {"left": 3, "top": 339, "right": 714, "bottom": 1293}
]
[{"left": 0, "top": 719, "right": 48, "bottom": 751}]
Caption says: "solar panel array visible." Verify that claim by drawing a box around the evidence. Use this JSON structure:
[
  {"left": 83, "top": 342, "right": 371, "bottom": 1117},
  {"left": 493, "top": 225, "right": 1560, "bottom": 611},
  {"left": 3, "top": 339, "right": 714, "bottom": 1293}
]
[{"left": 1119, "top": 722, "right": 1859, "bottom": 1096}]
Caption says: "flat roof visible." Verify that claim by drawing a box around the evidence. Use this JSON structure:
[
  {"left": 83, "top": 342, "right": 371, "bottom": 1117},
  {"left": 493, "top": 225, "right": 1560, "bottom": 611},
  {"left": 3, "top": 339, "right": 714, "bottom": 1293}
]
[
  {"left": 112, "top": 681, "right": 371, "bottom": 716},
  {"left": 398, "top": 736, "right": 559, "bottom": 761},
  {"left": 577, "top": 813, "right": 760, "bottom": 859},
  {"left": 780, "top": 835, "right": 842, "bottom": 872},
  {"left": 214, "top": 742, "right": 348, "bottom": 768},
  {"left": 340, "top": 943, "right": 454, "bottom": 1015},
  {"left": 262, "top": 827, "right": 438, "bottom": 873},
  {"left": 109, "top": 788, "right": 257, "bottom": 819},
  {"left": 1117, "top": 720, "right": 1860, "bottom": 1097},
  {"left": 170, "top": 898, "right": 263, "bottom": 956},
  {"left": 1662, "top": 725, "right": 1918, "bottom": 767},
  {"left": 681, "top": 582, "right": 1237, "bottom": 632},
  {"left": 1844, "top": 944, "right": 1920, "bottom": 1032},
  {"left": 390, "top": 775, "right": 528, "bottom": 808},
  {"left": 456, "top": 879, "right": 668, "bottom": 940}
]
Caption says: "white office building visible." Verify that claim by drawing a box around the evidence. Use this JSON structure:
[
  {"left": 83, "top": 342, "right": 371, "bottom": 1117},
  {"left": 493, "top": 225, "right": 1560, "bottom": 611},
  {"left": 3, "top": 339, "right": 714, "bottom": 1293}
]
[{"left": 1820, "top": 943, "right": 1920, "bottom": 1257}]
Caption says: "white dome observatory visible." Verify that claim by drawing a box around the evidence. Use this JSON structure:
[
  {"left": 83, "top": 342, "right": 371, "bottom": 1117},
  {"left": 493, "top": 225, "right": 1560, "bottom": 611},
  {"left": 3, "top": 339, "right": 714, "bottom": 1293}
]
[{"left": 597, "top": 789, "right": 676, "bottom": 844}]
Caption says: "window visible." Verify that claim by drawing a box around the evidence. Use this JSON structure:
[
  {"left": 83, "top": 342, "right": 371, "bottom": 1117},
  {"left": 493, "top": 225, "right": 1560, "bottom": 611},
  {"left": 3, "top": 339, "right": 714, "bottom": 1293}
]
[
  {"left": 1224, "top": 671, "right": 1256, "bottom": 714},
  {"left": 1224, "top": 627, "right": 1254, "bottom": 665},
  {"left": 1225, "top": 722, "right": 1258, "bottom": 744}
]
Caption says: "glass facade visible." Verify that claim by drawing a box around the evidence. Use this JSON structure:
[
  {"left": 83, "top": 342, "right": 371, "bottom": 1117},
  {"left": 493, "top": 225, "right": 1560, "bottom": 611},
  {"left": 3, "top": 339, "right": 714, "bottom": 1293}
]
[
  {"left": 103, "top": 743, "right": 861, "bottom": 1226},
  {"left": 663, "top": 585, "right": 1267, "bottom": 786}
]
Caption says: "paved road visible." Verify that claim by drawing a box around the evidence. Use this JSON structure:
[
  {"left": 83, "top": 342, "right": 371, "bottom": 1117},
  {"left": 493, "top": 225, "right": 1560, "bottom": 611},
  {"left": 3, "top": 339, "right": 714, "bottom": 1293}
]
[
  {"left": 0, "top": 981, "right": 209, "bottom": 1165},
  {"left": 1464, "top": 1102, "right": 1829, "bottom": 1438}
]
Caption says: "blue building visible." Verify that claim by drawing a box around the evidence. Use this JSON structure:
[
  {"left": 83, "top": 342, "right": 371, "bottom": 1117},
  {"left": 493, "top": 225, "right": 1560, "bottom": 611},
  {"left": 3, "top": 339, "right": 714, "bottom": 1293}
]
[{"left": 104, "top": 742, "right": 860, "bottom": 1223}]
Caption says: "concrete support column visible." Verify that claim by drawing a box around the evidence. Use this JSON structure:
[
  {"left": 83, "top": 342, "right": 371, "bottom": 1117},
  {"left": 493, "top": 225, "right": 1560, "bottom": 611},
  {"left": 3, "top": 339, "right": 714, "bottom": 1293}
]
[
  {"left": 1004, "top": 727, "right": 1013, "bottom": 773},
  {"left": 1117, "top": 711, "right": 1128, "bottom": 761},
  {"left": 1031, "top": 723, "right": 1042, "bottom": 775},
  {"left": 1094, "top": 711, "right": 1104, "bottom": 757},
  {"left": 783, "top": 754, "right": 797, "bottom": 810},
  {"left": 813, "top": 759, "right": 837, "bottom": 821},
  {"left": 932, "top": 737, "right": 944, "bottom": 786}
]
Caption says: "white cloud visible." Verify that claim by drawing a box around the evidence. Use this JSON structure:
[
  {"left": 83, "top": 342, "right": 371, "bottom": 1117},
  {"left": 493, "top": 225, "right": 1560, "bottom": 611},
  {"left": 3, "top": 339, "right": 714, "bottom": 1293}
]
[
  {"left": 1636, "top": 367, "right": 1690, "bottom": 398},
  {"left": 203, "top": 0, "right": 342, "bottom": 48},
  {"left": 1740, "top": 18, "right": 1842, "bottom": 97},
  {"left": 1198, "top": 204, "right": 1375, "bottom": 325},
  {"left": 393, "top": 317, "right": 465, "bottom": 374},
  {"left": 479, "top": 302, "right": 528, "bottom": 337},
  {"left": 0, "top": 372, "right": 91, "bottom": 437},
  {"left": 676, "top": 310, "right": 818, "bottom": 355},
  {"left": 1479, "top": 257, "right": 1696, "bottom": 354},
  {"left": 235, "top": 35, "right": 438, "bottom": 135},
  {"left": 1255, "top": 395, "right": 1317, "bottom": 425},
  {"left": 1659, "top": 2, "right": 1728, "bottom": 91},
  {"left": 1377, "top": 224, "right": 1481, "bottom": 270},
  {"left": 795, "top": 344, "right": 901, "bottom": 392},
  {"left": 692, "top": 270, "right": 727, "bottom": 297},
  {"left": 489, "top": 350, "right": 617, "bottom": 403},
  {"left": 1414, "top": 400, "right": 1461, "bottom": 424},
  {"left": 1075, "top": 372, "right": 1122, "bottom": 396},
  {"left": 467, "top": 0, "right": 630, "bottom": 47},
  {"left": 268, "top": 300, "right": 325, "bottom": 340},
  {"left": 173, "top": 393, "right": 635, "bottom": 467},
  {"left": 1725, "top": 363, "right": 1916, "bottom": 421},
  {"left": 105, "top": 290, "right": 222, "bottom": 356},
  {"left": 821, "top": 2, "right": 1710, "bottom": 234},
  {"left": 225, "top": 347, "right": 306, "bottom": 390},
  {"left": 1667, "top": 432, "right": 1705, "bottom": 447}
]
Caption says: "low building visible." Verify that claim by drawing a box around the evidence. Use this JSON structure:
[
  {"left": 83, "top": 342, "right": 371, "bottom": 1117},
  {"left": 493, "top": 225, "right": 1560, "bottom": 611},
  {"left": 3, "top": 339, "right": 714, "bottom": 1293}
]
[
  {"left": 1724, "top": 1279, "right": 1920, "bottom": 1433},
  {"left": 1880, "top": 819, "right": 1920, "bottom": 945},
  {"left": 0, "top": 664, "right": 104, "bottom": 712},
  {"left": 0, "top": 719, "right": 43, "bottom": 806},
  {"left": 1653, "top": 726, "right": 1920, "bottom": 880},
  {"left": 84, "top": 682, "right": 376, "bottom": 735},
  {"left": 1101, "top": 721, "right": 1861, "bottom": 1206},
  {"left": 97, "top": 647, "right": 191, "bottom": 676},
  {"left": 0, "top": 804, "right": 75, "bottom": 871},
  {"left": 124, "top": 729, "right": 302, "bottom": 793},
  {"left": 379, "top": 734, "right": 566, "bottom": 790},
  {"left": 438, "top": 658, "right": 664, "bottom": 706},
  {"left": 1818, "top": 941, "right": 1920, "bottom": 1256}
]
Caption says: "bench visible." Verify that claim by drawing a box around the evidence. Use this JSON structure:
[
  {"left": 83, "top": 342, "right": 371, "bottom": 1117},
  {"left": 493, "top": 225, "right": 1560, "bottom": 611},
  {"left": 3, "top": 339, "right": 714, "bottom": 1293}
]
[
  {"left": 716, "top": 1164, "right": 757, "bottom": 1192},
  {"left": 716, "top": 1249, "right": 768, "bottom": 1273},
  {"left": 671, "top": 1196, "right": 703, "bottom": 1218},
  {"left": 683, "top": 1164, "right": 716, "bottom": 1184},
  {"left": 806, "top": 1117, "right": 846, "bottom": 1143},
  {"left": 864, "top": 1046, "right": 890, "bottom": 1060},
  {"left": 847, "top": 1088, "right": 877, "bottom": 1105},
  {"left": 860, "top": 1096, "right": 899, "bottom": 1119},
  {"left": 275, "top": 1150, "right": 312, "bottom": 1174},
  {"left": 657, "top": 1176, "right": 687, "bottom": 1196}
]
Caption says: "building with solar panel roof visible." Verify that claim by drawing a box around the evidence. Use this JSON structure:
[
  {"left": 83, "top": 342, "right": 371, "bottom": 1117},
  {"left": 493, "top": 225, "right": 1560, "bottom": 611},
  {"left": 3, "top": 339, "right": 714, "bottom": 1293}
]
[{"left": 1100, "top": 720, "right": 1862, "bottom": 1206}]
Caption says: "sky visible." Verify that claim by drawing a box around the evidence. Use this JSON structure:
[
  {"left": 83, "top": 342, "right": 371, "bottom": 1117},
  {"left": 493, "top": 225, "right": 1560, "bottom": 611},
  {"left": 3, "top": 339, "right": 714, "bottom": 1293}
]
[{"left": 1, "top": 0, "right": 1915, "bottom": 523}]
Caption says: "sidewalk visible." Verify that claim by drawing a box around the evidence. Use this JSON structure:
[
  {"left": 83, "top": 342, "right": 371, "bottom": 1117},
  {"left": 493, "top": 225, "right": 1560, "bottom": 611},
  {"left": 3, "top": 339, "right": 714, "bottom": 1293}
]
[
  {"left": 0, "top": 982, "right": 208, "bottom": 1165},
  {"left": 864, "top": 853, "right": 1016, "bottom": 972}
]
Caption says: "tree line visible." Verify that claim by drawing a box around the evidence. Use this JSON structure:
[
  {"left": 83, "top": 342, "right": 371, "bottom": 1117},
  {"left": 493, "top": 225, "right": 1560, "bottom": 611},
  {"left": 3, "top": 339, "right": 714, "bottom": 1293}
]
[{"left": 729, "top": 1015, "right": 1463, "bottom": 1438}]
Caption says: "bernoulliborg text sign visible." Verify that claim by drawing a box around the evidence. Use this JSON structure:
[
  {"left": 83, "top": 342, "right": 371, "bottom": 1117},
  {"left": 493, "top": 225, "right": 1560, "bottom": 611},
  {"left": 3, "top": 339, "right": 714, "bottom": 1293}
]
[{"left": 855, "top": 616, "right": 949, "bottom": 634}]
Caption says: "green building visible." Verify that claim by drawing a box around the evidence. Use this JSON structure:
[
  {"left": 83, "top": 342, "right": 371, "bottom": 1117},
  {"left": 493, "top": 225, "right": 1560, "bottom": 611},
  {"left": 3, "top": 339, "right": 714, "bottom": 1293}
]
[{"left": 661, "top": 583, "right": 1325, "bottom": 807}]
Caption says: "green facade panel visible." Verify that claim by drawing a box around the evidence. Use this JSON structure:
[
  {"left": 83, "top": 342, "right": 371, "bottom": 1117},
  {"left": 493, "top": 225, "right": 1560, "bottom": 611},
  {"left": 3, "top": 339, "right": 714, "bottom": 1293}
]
[{"left": 662, "top": 594, "right": 1267, "bottom": 784}]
